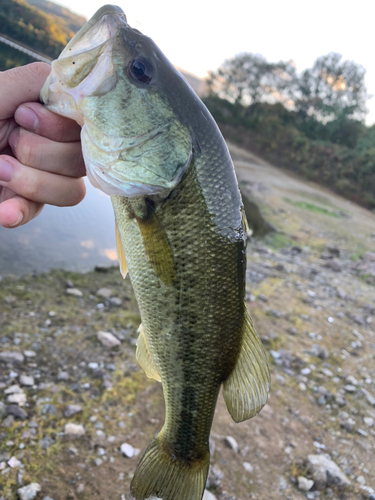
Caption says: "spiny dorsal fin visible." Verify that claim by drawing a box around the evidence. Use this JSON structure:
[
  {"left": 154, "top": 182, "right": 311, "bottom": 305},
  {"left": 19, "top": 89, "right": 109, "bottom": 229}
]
[
  {"left": 136, "top": 324, "right": 161, "bottom": 382},
  {"left": 223, "top": 306, "right": 270, "bottom": 422},
  {"left": 115, "top": 221, "right": 128, "bottom": 279},
  {"left": 136, "top": 209, "right": 176, "bottom": 286}
]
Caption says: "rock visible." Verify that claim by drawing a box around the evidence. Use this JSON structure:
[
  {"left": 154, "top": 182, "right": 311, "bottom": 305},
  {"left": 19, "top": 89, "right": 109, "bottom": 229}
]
[
  {"left": 343, "top": 384, "right": 356, "bottom": 393},
  {"left": 308, "top": 344, "right": 329, "bottom": 359},
  {"left": 258, "top": 294, "right": 268, "bottom": 302},
  {"left": 39, "top": 437, "right": 54, "bottom": 449},
  {"left": 361, "top": 388, "right": 375, "bottom": 406},
  {"left": 96, "top": 287, "right": 112, "bottom": 298},
  {"left": 41, "top": 404, "right": 58, "bottom": 416},
  {"left": 66, "top": 288, "right": 83, "bottom": 297},
  {"left": 19, "top": 375, "right": 34, "bottom": 387},
  {"left": 306, "top": 454, "right": 351, "bottom": 490},
  {"left": 334, "top": 393, "right": 347, "bottom": 407},
  {"left": 7, "top": 393, "right": 27, "bottom": 406},
  {"left": 0, "top": 402, "right": 6, "bottom": 417},
  {"left": 7, "top": 405, "right": 28, "bottom": 420},
  {"left": 324, "top": 260, "right": 342, "bottom": 272},
  {"left": 17, "top": 483, "right": 41, "bottom": 500},
  {"left": 360, "top": 485, "right": 375, "bottom": 499},
  {"left": 109, "top": 297, "right": 122, "bottom": 306},
  {"left": 8, "top": 456, "right": 21, "bottom": 468},
  {"left": 203, "top": 491, "right": 217, "bottom": 500},
  {"left": 64, "top": 405, "right": 82, "bottom": 418},
  {"left": 224, "top": 436, "right": 239, "bottom": 453},
  {"left": 64, "top": 423, "right": 85, "bottom": 437},
  {"left": 206, "top": 465, "right": 224, "bottom": 489},
  {"left": 120, "top": 443, "right": 140, "bottom": 458},
  {"left": 338, "top": 411, "right": 355, "bottom": 431},
  {"left": 56, "top": 371, "right": 70, "bottom": 381},
  {"left": 23, "top": 351, "right": 36, "bottom": 358},
  {"left": 364, "top": 417, "right": 374, "bottom": 427},
  {"left": 43, "top": 497, "right": 55, "bottom": 500},
  {"left": 287, "top": 327, "right": 297, "bottom": 335},
  {"left": 94, "top": 458, "right": 103, "bottom": 466},
  {"left": 4, "top": 384, "right": 23, "bottom": 394},
  {"left": 97, "top": 331, "right": 121, "bottom": 347},
  {"left": 0, "top": 352, "right": 24, "bottom": 364},
  {"left": 298, "top": 476, "right": 314, "bottom": 492},
  {"left": 243, "top": 462, "right": 253, "bottom": 473},
  {"left": 2, "top": 415, "right": 14, "bottom": 427}
]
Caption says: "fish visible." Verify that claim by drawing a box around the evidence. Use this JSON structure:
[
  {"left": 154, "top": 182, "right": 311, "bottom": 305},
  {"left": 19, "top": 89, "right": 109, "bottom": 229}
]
[{"left": 40, "top": 5, "right": 271, "bottom": 500}]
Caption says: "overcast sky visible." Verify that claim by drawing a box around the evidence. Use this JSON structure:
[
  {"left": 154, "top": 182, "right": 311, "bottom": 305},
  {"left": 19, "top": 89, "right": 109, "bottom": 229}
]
[{"left": 56, "top": 0, "right": 375, "bottom": 124}]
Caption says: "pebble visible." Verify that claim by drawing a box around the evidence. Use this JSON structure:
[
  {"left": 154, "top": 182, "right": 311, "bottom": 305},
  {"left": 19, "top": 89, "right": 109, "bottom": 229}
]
[
  {"left": 0, "top": 352, "right": 24, "bottom": 364},
  {"left": 2, "top": 415, "right": 15, "bottom": 427},
  {"left": 120, "top": 443, "right": 140, "bottom": 458},
  {"left": 8, "top": 456, "right": 21, "bottom": 468},
  {"left": 306, "top": 454, "right": 351, "bottom": 489},
  {"left": 7, "top": 393, "right": 27, "bottom": 406},
  {"left": 298, "top": 476, "right": 314, "bottom": 492},
  {"left": 56, "top": 371, "right": 70, "bottom": 381},
  {"left": 7, "top": 405, "right": 28, "bottom": 420},
  {"left": 23, "top": 351, "right": 36, "bottom": 358},
  {"left": 258, "top": 294, "right": 268, "bottom": 302},
  {"left": 243, "top": 462, "right": 253, "bottom": 473},
  {"left": 109, "top": 297, "right": 122, "bottom": 306},
  {"left": 364, "top": 417, "right": 374, "bottom": 427},
  {"left": 39, "top": 437, "right": 54, "bottom": 450},
  {"left": 224, "top": 436, "right": 239, "bottom": 453},
  {"left": 96, "top": 287, "right": 113, "bottom": 298},
  {"left": 64, "top": 423, "right": 85, "bottom": 437},
  {"left": 5, "top": 384, "right": 23, "bottom": 394},
  {"left": 43, "top": 497, "right": 55, "bottom": 500},
  {"left": 338, "top": 411, "right": 356, "bottom": 431},
  {"left": 64, "top": 405, "right": 82, "bottom": 418},
  {"left": 94, "top": 458, "right": 103, "bottom": 466},
  {"left": 97, "top": 331, "right": 121, "bottom": 347},
  {"left": 41, "top": 404, "right": 58, "bottom": 416},
  {"left": 203, "top": 491, "right": 217, "bottom": 500},
  {"left": 343, "top": 384, "right": 356, "bottom": 393},
  {"left": 17, "top": 483, "right": 41, "bottom": 500},
  {"left": 19, "top": 375, "right": 34, "bottom": 387},
  {"left": 357, "top": 475, "right": 366, "bottom": 485},
  {"left": 66, "top": 288, "right": 83, "bottom": 297}
]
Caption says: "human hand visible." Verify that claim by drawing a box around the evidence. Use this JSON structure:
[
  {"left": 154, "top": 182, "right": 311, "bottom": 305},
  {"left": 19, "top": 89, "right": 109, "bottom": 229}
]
[{"left": 0, "top": 62, "right": 86, "bottom": 228}]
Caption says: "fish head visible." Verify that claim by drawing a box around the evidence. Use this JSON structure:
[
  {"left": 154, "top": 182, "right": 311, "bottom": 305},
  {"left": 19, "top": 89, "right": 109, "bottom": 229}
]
[{"left": 40, "top": 5, "right": 193, "bottom": 197}]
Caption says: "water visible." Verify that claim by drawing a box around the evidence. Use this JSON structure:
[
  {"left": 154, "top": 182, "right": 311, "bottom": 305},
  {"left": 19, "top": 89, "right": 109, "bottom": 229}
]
[{"left": 0, "top": 179, "right": 117, "bottom": 276}]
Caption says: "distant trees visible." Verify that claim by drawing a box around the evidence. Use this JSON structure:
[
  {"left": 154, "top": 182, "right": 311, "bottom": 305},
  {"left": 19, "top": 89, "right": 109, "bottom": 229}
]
[{"left": 207, "top": 51, "right": 370, "bottom": 125}]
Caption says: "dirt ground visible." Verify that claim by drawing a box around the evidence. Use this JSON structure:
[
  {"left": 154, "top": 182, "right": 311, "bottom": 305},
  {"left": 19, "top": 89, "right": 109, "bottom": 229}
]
[{"left": 1, "top": 144, "right": 375, "bottom": 500}]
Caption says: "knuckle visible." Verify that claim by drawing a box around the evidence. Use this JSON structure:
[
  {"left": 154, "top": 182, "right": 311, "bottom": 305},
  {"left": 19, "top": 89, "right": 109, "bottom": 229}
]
[{"left": 17, "top": 134, "right": 40, "bottom": 167}]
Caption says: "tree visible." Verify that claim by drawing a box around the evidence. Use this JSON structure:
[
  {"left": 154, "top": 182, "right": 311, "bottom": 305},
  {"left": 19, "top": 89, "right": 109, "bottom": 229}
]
[
  {"left": 296, "top": 52, "right": 369, "bottom": 121},
  {"left": 207, "top": 53, "right": 298, "bottom": 107}
]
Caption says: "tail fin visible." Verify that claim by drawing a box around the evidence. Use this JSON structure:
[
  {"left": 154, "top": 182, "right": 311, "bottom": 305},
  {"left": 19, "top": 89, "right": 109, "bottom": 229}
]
[{"left": 130, "top": 435, "right": 209, "bottom": 500}]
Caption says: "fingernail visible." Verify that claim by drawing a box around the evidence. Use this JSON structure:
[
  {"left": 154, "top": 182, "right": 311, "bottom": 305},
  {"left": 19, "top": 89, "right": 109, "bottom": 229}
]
[
  {"left": 9, "top": 212, "right": 24, "bottom": 227},
  {"left": 0, "top": 159, "right": 13, "bottom": 182},
  {"left": 15, "top": 105, "right": 38, "bottom": 131},
  {"left": 8, "top": 128, "right": 20, "bottom": 151}
]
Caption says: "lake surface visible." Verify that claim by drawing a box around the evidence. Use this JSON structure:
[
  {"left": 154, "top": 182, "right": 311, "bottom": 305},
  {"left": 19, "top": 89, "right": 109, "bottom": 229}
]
[{"left": 0, "top": 179, "right": 117, "bottom": 276}]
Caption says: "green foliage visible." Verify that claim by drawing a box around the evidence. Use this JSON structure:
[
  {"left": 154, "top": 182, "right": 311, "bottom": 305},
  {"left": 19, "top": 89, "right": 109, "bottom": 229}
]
[
  {"left": 203, "top": 95, "right": 375, "bottom": 210},
  {"left": 0, "top": 0, "right": 85, "bottom": 65},
  {"left": 0, "top": 40, "right": 34, "bottom": 70}
]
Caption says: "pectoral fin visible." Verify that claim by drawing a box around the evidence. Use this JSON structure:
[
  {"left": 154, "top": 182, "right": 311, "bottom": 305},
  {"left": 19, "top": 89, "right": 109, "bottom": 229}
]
[
  {"left": 115, "top": 221, "right": 128, "bottom": 279},
  {"left": 136, "top": 324, "right": 161, "bottom": 382},
  {"left": 223, "top": 307, "right": 270, "bottom": 422},
  {"left": 136, "top": 210, "right": 176, "bottom": 286}
]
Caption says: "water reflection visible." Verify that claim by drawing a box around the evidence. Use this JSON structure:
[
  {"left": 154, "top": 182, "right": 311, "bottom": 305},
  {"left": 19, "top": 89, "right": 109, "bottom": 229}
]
[{"left": 0, "top": 179, "right": 117, "bottom": 276}]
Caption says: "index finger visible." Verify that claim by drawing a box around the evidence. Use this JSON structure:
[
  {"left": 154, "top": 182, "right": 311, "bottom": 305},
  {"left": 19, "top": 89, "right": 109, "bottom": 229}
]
[{"left": 0, "top": 63, "right": 51, "bottom": 119}]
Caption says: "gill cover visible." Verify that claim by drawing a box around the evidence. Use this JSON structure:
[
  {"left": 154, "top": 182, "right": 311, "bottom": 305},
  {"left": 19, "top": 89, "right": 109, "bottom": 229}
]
[{"left": 40, "top": 4, "right": 192, "bottom": 198}]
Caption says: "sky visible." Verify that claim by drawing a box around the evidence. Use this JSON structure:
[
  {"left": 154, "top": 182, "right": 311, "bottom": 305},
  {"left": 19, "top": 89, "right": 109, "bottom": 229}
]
[{"left": 56, "top": 0, "right": 375, "bottom": 124}]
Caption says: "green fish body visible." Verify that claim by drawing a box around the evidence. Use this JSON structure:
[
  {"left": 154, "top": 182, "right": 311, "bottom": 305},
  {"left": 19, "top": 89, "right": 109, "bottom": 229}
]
[{"left": 40, "top": 6, "right": 270, "bottom": 500}]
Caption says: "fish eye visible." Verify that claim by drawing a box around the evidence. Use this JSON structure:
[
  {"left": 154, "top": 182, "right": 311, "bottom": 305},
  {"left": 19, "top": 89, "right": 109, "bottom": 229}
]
[{"left": 129, "top": 58, "right": 153, "bottom": 84}]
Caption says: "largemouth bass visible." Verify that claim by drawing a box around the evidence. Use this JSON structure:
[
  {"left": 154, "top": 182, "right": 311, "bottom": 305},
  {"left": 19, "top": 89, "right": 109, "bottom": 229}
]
[{"left": 40, "top": 6, "right": 270, "bottom": 500}]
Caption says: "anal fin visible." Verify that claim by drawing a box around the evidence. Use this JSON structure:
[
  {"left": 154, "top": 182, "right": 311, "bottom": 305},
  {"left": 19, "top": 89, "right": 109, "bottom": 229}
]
[
  {"left": 115, "top": 221, "right": 128, "bottom": 279},
  {"left": 223, "top": 306, "right": 270, "bottom": 422},
  {"left": 136, "top": 324, "right": 161, "bottom": 382}
]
